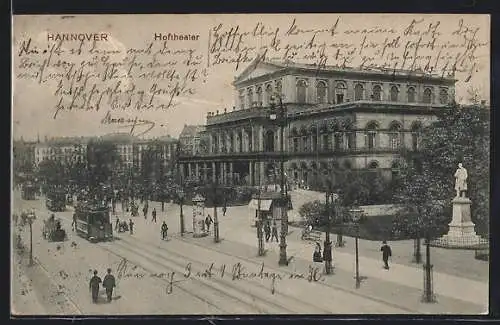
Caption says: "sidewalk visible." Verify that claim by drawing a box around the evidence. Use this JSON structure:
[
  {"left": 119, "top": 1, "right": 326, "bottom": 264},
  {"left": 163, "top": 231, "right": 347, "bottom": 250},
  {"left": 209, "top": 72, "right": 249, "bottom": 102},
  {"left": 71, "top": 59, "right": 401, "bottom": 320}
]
[
  {"left": 178, "top": 235, "right": 485, "bottom": 314},
  {"left": 111, "top": 201, "right": 487, "bottom": 314},
  {"left": 221, "top": 221, "right": 488, "bottom": 307}
]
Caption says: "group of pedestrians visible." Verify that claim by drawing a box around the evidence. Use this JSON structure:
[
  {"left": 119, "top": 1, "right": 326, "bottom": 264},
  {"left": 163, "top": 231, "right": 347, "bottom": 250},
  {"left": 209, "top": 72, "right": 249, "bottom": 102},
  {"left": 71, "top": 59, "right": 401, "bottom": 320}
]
[
  {"left": 89, "top": 268, "right": 116, "bottom": 303},
  {"left": 113, "top": 200, "right": 232, "bottom": 239},
  {"left": 311, "top": 240, "right": 393, "bottom": 270},
  {"left": 262, "top": 220, "right": 279, "bottom": 242}
]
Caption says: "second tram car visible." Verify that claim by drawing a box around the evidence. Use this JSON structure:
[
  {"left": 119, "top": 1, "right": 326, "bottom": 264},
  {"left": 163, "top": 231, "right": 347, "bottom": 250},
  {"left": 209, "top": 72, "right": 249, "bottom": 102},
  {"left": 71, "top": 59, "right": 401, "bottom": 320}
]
[
  {"left": 21, "top": 182, "right": 37, "bottom": 200},
  {"left": 74, "top": 203, "right": 113, "bottom": 242}
]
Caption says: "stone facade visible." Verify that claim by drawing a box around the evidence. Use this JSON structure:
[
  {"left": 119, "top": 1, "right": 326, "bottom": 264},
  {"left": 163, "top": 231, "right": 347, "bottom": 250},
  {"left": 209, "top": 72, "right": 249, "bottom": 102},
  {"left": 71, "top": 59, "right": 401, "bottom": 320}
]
[{"left": 178, "top": 59, "right": 455, "bottom": 188}]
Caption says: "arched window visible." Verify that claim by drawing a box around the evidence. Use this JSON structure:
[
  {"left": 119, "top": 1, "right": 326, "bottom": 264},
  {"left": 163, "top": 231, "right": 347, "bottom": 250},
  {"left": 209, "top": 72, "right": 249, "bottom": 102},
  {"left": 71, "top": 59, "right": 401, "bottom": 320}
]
[
  {"left": 368, "top": 161, "right": 379, "bottom": 169},
  {"left": 239, "top": 90, "right": 245, "bottom": 109},
  {"left": 322, "top": 133, "right": 330, "bottom": 151},
  {"left": 365, "top": 121, "right": 378, "bottom": 149},
  {"left": 265, "top": 84, "right": 273, "bottom": 106},
  {"left": 247, "top": 88, "right": 254, "bottom": 107},
  {"left": 423, "top": 88, "right": 432, "bottom": 104},
  {"left": 302, "top": 135, "right": 308, "bottom": 152},
  {"left": 276, "top": 80, "right": 282, "bottom": 96},
  {"left": 372, "top": 85, "right": 382, "bottom": 101},
  {"left": 407, "top": 87, "right": 416, "bottom": 103},
  {"left": 344, "top": 123, "right": 355, "bottom": 150},
  {"left": 390, "top": 86, "right": 399, "bottom": 102},
  {"left": 335, "top": 82, "right": 347, "bottom": 104},
  {"left": 334, "top": 133, "right": 343, "bottom": 150},
  {"left": 311, "top": 126, "right": 318, "bottom": 151},
  {"left": 256, "top": 86, "right": 263, "bottom": 106},
  {"left": 316, "top": 81, "right": 327, "bottom": 104},
  {"left": 388, "top": 121, "right": 403, "bottom": 149},
  {"left": 354, "top": 84, "right": 364, "bottom": 101},
  {"left": 297, "top": 80, "right": 307, "bottom": 103},
  {"left": 264, "top": 130, "right": 275, "bottom": 152},
  {"left": 411, "top": 121, "right": 422, "bottom": 151},
  {"left": 439, "top": 88, "right": 449, "bottom": 104}
]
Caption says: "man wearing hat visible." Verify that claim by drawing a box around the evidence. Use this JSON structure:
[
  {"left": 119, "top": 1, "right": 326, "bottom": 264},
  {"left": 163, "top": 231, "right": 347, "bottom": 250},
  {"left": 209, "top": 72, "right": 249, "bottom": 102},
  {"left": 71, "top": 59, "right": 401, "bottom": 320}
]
[
  {"left": 380, "top": 241, "right": 392, "bottom": 270},
  {"left": 103, "top": 268, "right": 116, "bottom": 302},
  {"left": 89, "top": 270, "right": 102, "bottom": 303}
]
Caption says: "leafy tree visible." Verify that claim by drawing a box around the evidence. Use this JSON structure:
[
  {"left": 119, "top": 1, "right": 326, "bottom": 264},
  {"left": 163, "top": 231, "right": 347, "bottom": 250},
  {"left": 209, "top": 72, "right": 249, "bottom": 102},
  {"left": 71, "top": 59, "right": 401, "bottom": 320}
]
[
  {"left": 338, "top": 171, "right": 391, "bottom": 206},
  {"left": 418, "top": 104, "right": 489, "bottom": 236},
  {"left": 393, "top": 103, "right": 489, "bottom": 260},
  {"left": 392, "top": 165, "right": 450, "bottom": 260}
]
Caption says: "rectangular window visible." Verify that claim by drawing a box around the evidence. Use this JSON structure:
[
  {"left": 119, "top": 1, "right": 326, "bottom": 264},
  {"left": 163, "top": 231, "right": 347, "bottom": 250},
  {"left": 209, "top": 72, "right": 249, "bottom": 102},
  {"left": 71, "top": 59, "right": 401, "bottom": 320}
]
[
  {"left": 346, "top": 133, "right": 355, "bottom": 150},
  {"left": 322, "top": 134, "right": 329, "bottom": 151},
  {"left": 336, "top": 94, "right": 344, "bottom": 104},
  {"left": 334, "top": 133, "right": 343, "bottom": 150},
  {"left": 293, "top": 138, "right": 299, "bottom": 152}
]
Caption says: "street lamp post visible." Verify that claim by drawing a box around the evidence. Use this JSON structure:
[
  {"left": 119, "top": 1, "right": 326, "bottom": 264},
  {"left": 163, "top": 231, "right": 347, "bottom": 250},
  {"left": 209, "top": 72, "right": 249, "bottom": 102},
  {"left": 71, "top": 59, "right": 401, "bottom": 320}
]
[
  {"left": 26, "top": 211, "right": 36, "bottom": 266},
  {"left": 178, "top": 189, "right": 185, "bottom": 236},
  {"left": 213, "top": 176, "right": 220, "bottom": 243},
  {"left": 257, "top": 189, "right": 265, "bottom": 256},
  {"left": 349, "top": 208, "right": 363, "bottom": 289},
  {"left": 270, "top": 94, "right": 288, "bottom": 266},
  {"left": 422, "top": 237, "right": 436, "bottom": 303},
  {"left": 324, "top": 190, "right": 335, "bottom": 275}
]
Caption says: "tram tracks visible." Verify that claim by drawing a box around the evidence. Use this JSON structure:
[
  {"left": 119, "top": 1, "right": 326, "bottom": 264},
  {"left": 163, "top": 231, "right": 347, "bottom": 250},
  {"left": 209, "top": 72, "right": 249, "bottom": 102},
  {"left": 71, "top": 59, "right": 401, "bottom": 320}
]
[
  {"left": 173, "top": 235, "right": 417, "bottom": 313},
  {"left": 99, "top": 239, "right": 306, "bottom": 314},
  {"left": 113, "top": 235, "right": 335, "bottom": 314}
]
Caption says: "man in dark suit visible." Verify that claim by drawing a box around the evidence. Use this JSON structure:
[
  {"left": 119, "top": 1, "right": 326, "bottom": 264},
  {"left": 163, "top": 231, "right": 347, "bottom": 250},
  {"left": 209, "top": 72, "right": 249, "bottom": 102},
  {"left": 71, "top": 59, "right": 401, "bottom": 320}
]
[
  {"left": 89, "top": 270, "right": 102, "bottom": 303},
  {"left": 103, "top": 268, "right": 116, "bottom": 302},
  {"left": 381, "top": 241, "right": 392, "bottom": 270}
]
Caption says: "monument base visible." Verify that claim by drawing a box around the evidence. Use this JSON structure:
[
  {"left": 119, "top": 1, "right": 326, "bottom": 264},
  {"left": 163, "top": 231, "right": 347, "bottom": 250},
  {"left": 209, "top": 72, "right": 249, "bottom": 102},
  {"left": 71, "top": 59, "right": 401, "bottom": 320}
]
[
  {"left": 193, "top": 232, "right": 208, "bottom": 238},
  {"left": 432, "top": 196, "right": 488, "bottom": 249}
]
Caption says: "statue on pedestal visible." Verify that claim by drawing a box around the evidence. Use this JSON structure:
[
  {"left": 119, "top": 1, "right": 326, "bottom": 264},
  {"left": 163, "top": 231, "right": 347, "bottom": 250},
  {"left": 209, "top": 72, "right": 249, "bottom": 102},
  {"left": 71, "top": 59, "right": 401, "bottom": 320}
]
[{"left": 454, "top": 163, "right": 468, "bottom": 198}]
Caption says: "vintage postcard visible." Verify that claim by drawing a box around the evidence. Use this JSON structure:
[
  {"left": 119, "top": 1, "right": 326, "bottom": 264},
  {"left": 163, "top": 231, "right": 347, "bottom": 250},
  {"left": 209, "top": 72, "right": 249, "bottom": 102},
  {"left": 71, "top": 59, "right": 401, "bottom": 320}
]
[{"left": 11, "top": 14, "right": 490, "bottom": 315}]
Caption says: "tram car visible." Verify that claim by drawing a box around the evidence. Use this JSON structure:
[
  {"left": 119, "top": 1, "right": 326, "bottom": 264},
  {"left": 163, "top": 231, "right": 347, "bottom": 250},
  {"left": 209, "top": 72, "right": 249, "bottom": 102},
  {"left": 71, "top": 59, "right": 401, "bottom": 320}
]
[
  {"left": 74, "top": 202, "right": 113, "bottom": 242},
  {"left": 46, "top": 190, "right": 67, "bottom": 212},
  {"left": 21, "top": 182, "right": 37, "bottom": 200}
]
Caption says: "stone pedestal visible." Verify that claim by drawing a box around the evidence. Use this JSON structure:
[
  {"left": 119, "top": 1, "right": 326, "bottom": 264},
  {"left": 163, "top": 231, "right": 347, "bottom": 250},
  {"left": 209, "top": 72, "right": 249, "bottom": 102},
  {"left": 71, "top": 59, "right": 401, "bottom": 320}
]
[{"left": 435, "top": 197, "right": 486, "bottom": 248}]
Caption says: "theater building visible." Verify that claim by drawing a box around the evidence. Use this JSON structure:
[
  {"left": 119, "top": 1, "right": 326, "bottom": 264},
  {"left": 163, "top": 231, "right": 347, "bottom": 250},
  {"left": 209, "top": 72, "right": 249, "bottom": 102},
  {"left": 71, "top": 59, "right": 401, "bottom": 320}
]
[{"left": 177, "top": 59, "right": 455, "bottom": 188}]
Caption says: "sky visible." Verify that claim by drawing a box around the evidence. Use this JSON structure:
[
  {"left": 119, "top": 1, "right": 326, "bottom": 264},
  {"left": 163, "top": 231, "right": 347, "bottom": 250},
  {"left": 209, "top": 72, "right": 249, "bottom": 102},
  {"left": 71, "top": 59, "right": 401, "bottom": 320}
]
[{"left": 12, "top": 14, "right": 490, "bottom": 140}]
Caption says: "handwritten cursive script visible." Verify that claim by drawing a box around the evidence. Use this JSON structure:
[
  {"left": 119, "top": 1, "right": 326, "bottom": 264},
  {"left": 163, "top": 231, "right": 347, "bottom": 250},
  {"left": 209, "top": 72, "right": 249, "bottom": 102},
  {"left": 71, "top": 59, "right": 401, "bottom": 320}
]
[
  {"left": 115, "top": 258, "right": 323, "bottom": 295},
  {"left": 100, "top": 110, "right": 155, "bottom": 137}
]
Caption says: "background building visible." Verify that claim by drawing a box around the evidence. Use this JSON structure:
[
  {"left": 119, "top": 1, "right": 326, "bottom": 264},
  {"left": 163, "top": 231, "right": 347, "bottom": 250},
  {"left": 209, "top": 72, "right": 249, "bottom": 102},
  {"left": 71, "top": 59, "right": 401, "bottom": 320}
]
[
  {"left": 34, "top": 137, "right": 89, "bottom": 167},
  {"left": 178, "top": 59, "right": 456, "bottom": 189}
]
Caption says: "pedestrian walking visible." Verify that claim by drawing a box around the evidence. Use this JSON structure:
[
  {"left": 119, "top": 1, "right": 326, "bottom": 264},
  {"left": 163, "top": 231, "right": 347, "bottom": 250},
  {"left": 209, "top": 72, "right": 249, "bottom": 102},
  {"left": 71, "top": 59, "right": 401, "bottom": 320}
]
[
  {"left": 161, "top": 201, "right": 165, "bottom": 212},
  {"left": 102, "top": 268, "right": 116, "bottom": 303},
  {"left": 143, "top": 204, "right": 148, "bottom": 219},
  {"left": 264, "top": 221, "right": 271, "bottom": 242},
  {"left": 271, "top": 221, "right": 279, "bottom": 242},
  {"left": 381, "top": 240, "right": 392, "bottom": 270},
  {"left": 152, "top": 208, "right": 157, "bottom": 223},
  {"left": 89, "top": 270, "right": 102, "bottom": 303},
  {"left": 72, "top": 213, "right": 77, "bottom": 231},
  {"left": 115, "top": 217, "right": 120, "bottom": 231},
  {"left": 313, "top": 242, "right": 323, "bottom": 262},
  {"left": 161, "top": 221, "right": 168, "bottom": 240},
  {"left": 129, "top": 219, "right": 134, "bottom": 235},
  {"left": 205, "top": 215, "right": 213, "bottom": 232}
]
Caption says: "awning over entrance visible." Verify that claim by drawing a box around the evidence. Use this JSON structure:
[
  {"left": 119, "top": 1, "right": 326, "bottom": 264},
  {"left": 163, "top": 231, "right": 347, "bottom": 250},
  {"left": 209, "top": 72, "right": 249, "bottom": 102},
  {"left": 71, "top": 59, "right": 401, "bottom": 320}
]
[{"left": 248, "top": 199, "right": 273, "bottom": 211}]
